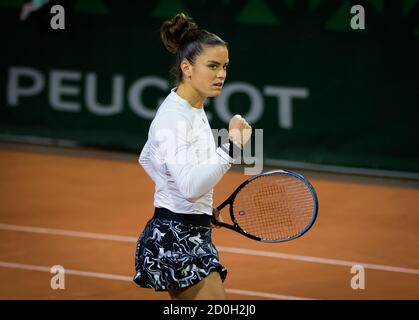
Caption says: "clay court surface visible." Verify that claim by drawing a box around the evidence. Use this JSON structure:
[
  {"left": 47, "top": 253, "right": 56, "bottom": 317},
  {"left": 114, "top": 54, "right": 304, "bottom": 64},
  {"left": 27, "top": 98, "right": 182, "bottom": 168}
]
[{"left": 0, "top": 145, "right": 418, "bottom": 300}]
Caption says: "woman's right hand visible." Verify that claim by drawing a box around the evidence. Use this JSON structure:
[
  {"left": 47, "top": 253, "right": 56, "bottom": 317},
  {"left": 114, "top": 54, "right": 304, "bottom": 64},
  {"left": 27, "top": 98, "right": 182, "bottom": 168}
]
[{"left": 229, "top": 114, "right": 252, "bottom": 149}]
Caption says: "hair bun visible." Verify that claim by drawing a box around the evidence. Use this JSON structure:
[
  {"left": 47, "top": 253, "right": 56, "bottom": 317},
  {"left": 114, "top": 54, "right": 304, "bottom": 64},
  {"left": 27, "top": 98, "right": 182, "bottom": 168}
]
[{"left": 160, "top": 13, "right": 199, "bottom": 54}]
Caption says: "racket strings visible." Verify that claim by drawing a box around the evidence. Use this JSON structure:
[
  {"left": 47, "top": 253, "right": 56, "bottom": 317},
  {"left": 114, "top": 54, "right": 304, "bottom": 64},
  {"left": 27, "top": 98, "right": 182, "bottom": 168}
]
[{"left": 233, "top": 174, "right": 315, "bottom": 241}]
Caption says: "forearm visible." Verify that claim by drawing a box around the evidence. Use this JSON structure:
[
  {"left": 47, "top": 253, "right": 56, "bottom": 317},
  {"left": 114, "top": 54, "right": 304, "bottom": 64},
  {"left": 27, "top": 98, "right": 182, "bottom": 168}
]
[{"left": 167, "top": 147, "right": 233, "bottom": 201}]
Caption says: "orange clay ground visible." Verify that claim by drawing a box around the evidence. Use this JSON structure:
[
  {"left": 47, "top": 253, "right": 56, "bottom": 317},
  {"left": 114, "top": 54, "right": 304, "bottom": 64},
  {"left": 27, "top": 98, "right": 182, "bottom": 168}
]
[{"left": 0, "top": 146, "right": 418, "bottom": 299}]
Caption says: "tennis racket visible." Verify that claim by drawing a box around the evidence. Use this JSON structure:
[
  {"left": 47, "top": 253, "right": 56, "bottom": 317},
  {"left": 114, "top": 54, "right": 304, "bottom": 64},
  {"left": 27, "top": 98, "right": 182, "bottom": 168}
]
[{"left": 211, "top": 169, "right": 318, "bottom": 243}]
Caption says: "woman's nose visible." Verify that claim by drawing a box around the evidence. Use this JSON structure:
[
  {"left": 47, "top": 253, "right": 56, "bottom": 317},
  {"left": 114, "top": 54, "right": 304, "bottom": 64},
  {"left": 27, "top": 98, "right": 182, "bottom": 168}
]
[{"left": 217, "top": 69, "right": 226, "bottom": 79}]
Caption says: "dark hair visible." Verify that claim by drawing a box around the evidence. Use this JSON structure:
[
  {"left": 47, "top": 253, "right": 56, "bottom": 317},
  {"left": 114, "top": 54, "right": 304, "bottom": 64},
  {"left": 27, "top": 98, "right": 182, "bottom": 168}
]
[{"left": 160, "top": 13, "right": 228, "bottom": 85}]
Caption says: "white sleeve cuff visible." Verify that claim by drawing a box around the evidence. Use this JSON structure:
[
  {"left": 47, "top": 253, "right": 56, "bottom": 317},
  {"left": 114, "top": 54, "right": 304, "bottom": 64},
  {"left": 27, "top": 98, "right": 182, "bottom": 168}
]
[{"left": 216, "top": 145, "right": 234, "bottom": 164}]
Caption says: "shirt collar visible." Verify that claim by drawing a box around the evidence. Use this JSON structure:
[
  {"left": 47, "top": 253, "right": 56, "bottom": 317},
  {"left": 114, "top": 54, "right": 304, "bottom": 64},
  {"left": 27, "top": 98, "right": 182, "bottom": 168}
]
[{"left": 170, "top": 88, "right": 204, "bottom": 113}]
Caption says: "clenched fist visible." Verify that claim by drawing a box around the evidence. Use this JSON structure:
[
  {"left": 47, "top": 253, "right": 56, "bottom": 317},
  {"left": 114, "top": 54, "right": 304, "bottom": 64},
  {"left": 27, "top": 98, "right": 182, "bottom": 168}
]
[{"left": 228, "top": 114, "right": 252, "bottom": 149}]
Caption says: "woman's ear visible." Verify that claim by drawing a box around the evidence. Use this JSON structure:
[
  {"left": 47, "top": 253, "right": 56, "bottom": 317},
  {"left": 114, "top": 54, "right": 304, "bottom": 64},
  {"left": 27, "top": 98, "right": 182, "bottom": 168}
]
[{"left": 180, "top": 59, "right": 192, "bottom": 79}]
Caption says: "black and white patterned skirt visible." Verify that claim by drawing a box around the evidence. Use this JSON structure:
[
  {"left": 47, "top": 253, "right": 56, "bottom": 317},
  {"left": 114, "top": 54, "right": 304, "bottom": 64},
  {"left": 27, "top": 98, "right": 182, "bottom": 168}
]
[{"left": 133, "top": 207, "right": 227, "bottom": 291}]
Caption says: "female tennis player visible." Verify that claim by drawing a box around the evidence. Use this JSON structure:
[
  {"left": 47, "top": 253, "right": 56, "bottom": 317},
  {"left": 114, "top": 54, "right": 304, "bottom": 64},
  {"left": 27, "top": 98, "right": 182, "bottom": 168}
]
[{"left": 133, "top": 13, "right": 252, "bottom": 300}]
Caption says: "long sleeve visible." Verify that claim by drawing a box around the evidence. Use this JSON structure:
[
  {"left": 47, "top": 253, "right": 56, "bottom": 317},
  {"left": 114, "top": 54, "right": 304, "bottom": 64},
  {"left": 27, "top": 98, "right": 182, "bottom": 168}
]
[
  {"left": 166, "top": 147, "right": 232, "bottom": 201},
  {"left": 156, "top": 113, "right": 232, "bottom": 201},
  {"left": 139, "top": 89, "right": 236, "bottom": 215}
]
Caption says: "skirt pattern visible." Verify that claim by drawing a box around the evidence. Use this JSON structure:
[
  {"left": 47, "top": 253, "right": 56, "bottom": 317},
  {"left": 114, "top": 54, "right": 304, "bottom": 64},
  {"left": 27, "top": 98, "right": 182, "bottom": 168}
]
[{"left": 133, "top": 217, "right": 227, "bottom": 291}]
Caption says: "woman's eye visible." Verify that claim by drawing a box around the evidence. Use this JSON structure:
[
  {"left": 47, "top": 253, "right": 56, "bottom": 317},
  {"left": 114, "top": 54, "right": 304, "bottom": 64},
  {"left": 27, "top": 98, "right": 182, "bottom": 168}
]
[{"left": 209, "top": 65, "right": 217, "bottom": 70}]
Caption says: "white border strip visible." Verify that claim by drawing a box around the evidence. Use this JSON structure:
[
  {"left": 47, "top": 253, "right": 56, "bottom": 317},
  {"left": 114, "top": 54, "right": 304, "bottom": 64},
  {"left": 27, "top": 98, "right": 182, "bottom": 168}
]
[
  {"left": 0, "top": 261, "right": 132, "bottom": 281},
  {"left": 0, "top": 261, "right": 312, "bottom": 300},
  {"left": 217, "top": 247, "right": 419, "bottom": 275},
  {"left": 0, "top": 223, "right": 137, "bottom": 242},
  {"left": 1, "top": 223, "right": 418, "bottom": 275},
  {"left": 265, "top": 158, "right": 419, "bottom": 180},
  {"left": 0, "top": 134, "right": 79, "bottom": 148}
]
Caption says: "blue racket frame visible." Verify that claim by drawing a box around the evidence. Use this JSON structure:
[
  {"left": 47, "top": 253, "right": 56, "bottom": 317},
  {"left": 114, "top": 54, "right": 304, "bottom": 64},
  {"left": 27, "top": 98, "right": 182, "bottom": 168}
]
[{"left": 212, "top": 169, "right": 319, "bottom": 243}]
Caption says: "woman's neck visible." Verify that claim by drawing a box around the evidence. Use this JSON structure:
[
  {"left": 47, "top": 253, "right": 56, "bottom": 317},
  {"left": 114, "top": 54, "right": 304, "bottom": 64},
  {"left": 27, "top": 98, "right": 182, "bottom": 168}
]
[{"left": 176, "top": 83, "right": 205, "bottom": 109}]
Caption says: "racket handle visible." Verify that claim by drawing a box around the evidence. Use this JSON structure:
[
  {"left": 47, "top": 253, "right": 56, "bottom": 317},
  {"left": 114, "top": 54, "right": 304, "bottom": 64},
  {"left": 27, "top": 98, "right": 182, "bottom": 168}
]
[{"left": 211, "top": 215, "right": 220, "bottom": 225}]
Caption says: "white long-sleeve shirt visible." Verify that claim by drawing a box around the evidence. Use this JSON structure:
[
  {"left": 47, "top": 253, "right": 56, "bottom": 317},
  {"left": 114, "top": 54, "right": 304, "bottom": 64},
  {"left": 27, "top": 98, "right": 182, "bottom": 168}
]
[{"left": 139, "top": 89, "right": 234, "bottom": 216}]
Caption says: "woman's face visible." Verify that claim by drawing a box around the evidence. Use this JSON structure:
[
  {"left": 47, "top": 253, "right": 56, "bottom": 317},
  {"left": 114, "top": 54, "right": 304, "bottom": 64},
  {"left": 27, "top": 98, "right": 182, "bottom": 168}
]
[{"left": 185, "top": 45, "right": 229, "bottom": 98}]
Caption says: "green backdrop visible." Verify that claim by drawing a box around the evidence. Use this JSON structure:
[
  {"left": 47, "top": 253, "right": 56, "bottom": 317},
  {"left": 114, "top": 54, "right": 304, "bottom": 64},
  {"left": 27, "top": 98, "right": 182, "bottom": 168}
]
[{"left": 1, "top": 0, "right": 418, "bottom": 172}]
